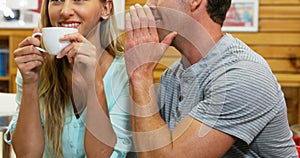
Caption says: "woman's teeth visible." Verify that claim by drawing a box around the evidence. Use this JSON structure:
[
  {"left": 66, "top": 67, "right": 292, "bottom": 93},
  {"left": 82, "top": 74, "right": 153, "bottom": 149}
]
[{"left": 61, "top": 23, "right": 79, "bottom": 27}]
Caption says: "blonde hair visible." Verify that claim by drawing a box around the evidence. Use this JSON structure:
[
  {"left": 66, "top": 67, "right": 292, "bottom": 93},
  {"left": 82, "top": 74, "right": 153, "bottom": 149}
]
[
  {"left": 100, "top": 8, "right": 124, "bottom": 56},
  {"left": 38, "top": 0, "right": 123, "bottom": 157}
]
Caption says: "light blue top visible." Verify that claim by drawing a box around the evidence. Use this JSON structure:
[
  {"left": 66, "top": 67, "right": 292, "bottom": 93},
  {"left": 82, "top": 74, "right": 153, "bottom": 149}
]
[{"left": 4, "top": 56, "right": 134, "bottom": 158}]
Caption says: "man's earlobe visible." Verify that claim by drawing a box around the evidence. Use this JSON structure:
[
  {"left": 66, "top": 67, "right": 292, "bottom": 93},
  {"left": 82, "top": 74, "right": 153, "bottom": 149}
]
[
  {"left": 101, "top": 12, "right": 111, "bottom": 20},
  {"left": 101, "top": 1, "right": 113, "bottom": 20},
  {"left": 191, "top": 0, "right": 201, "bottom": 12}
]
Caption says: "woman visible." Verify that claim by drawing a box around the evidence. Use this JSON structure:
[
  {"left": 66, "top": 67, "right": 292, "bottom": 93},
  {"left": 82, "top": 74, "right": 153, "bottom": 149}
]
[{"left": 4, "top": 0, "right": 133, "bottom": 157}]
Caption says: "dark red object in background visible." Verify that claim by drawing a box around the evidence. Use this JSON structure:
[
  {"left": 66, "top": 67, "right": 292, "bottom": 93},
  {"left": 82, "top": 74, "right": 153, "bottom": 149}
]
[
  {"left": 293, "top": 136, "right": 300, "bottom": 157},
  {"left": 30, "top": 0, "right": 42, "bottom": 13}
]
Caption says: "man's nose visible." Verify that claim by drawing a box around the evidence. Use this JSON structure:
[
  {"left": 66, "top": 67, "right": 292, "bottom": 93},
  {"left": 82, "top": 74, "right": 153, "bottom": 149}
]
[{"left": 60, "top": 1, "right": 75, "bottom": 18}]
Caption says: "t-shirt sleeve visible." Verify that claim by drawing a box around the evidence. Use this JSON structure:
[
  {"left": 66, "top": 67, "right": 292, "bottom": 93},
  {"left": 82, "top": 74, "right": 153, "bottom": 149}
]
[
  {"left": 4, "top": 70, "right": 45, "bottom": 144},
  {"left": 189, "top": 62, "right": 281, "bottom": 144},
  {"left": 4, "top": 70, "right": 23, "bottom": 144}
]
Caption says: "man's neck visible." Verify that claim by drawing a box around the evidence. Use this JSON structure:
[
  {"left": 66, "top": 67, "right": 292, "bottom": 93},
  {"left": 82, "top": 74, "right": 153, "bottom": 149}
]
[{"left": 174, "top": 29, "right": 224, "bottom": 66}]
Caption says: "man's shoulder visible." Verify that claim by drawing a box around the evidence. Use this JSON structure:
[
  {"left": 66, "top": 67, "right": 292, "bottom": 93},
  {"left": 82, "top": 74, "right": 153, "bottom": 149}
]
[{"left": 163, "top": 60, "right": 182, "bottom": 75}]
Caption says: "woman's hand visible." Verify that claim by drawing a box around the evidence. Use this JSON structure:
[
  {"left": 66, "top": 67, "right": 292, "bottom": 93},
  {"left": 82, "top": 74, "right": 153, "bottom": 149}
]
[
  {"left": 57, "top": 32, "right": 99, "bottom": 86},
  {"left": 59, "top": 32, "right": 117, "bottom": 156},
  {"left": 14, "top": 28, "right": 46, "bottom": 85}
]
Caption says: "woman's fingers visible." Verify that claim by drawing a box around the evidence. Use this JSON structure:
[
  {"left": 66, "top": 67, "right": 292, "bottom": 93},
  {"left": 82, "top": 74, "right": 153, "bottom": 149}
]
[
  {"left": 14, "top": 45, "right": 45, "bottom": 59},
  {"left": 60, "top": 32, "right": 85, "bottom": 42},
  {"left": 18, "top": 60, "right": 44, "bottom": 73},
  {"left": 14, "top": 44, "right": 46, "bottom": 83},
  {"left": 14, "top": 50, "right": 46, "bottom": 74},
  {"left": 14, "top": 35, "right": 46, "bottom": 74},
  {"left": 57, "top": 32, "right": 86, "bottom": 58},
  {"left": 15, "top": 52, "right": 46, "bottom": 64},
  {"left": 57, "top": 33, "right": 97, "bottom": 64},
  {"left": 18, "top": 36, "right": 41, "bottom": 48}
]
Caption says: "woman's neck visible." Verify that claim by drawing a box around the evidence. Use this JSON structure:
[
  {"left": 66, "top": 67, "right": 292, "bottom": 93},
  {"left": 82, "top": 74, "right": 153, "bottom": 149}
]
[
  {"left": 98, "top": 50, "right": 115, "bottom": 79},
  {"left": 68, "top": 50, "right": 115, "bottom": 117}
]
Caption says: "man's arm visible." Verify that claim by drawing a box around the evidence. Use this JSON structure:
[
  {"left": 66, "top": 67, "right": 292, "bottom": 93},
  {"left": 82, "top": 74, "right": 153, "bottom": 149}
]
[
  {"left": 125, "top": 4, "right": 235, "bottom": 157},
  {"left": 129, "top": 68, "right": 235, "bottom": 158}
]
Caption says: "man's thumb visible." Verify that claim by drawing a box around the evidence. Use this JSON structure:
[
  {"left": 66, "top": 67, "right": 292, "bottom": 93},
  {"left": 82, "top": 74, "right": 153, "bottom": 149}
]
[{"left": 161, "top": 31, "right": 177, "bottom": 46}]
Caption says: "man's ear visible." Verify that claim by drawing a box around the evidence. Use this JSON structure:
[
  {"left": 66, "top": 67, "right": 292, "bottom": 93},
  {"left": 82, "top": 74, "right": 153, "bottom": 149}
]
[
  {"left": 101, "top": 1, "right": 113, "bottom": 20},
  {"left": 190, "top": 0, "right": 202, "bottom": 12}
]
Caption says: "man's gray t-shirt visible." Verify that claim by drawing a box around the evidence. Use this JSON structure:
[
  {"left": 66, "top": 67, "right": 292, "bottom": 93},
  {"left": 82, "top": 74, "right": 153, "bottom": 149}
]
[{"left": 158, "top": 34, "right": 297, "bottom": 157}]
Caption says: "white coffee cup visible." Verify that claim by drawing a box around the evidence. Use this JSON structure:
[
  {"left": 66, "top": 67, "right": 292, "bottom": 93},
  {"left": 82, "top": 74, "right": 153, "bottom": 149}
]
[{"left": 32, "top": 27, "right": 78, "bottom": 55}]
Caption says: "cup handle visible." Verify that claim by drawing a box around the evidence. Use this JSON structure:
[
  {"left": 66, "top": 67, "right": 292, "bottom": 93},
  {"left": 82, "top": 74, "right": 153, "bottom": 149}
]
[
  {"left": 31, "top": 33, "right": 47, "bottom": 53},
  {"left": 34, "top": 46, "right": 47, "bottom": 53},
  {"left": 32, "top": 32, "right": 42, "bottom": 38}
]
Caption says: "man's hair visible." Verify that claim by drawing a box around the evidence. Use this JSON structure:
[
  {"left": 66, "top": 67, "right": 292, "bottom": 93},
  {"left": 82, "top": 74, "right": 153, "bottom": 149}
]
[{"left": 206, "top": 0, "right": 231, "bottom": 26}]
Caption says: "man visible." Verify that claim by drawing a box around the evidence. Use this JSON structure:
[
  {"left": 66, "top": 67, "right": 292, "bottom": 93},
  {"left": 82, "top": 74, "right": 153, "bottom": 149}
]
[{"left": 124, "top": 0, "right": 298, "bottom": 157}]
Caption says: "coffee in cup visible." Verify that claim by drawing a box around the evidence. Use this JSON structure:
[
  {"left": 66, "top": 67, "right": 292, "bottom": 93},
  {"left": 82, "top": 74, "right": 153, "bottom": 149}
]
[{"left": 32, "top": 27, "right": 78, "bottom": 55}]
